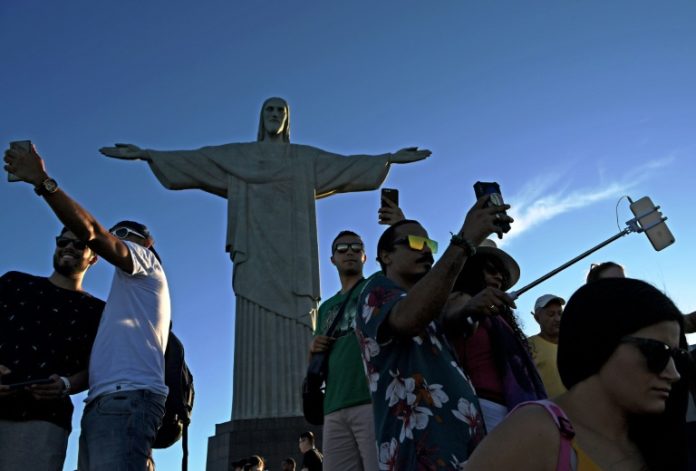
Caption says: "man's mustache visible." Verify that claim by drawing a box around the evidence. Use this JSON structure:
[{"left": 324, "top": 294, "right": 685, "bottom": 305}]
[{"left": 416, "top": 254, "right": 434, "bottom": 265}]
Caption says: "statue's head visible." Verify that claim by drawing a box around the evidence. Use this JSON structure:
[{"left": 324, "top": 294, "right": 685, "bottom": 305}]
[{"left": 257, "top": 97, "right": 290, "bottom": 142}]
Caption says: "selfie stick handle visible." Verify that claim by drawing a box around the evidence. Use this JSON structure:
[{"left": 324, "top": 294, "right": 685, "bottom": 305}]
[{"left": 508, "top": 224, "right": 636, "bottom": 300}]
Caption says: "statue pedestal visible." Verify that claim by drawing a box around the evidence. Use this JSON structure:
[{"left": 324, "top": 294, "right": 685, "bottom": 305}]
[{"left": 206, "top": 416, "right": 322, "bottom": 471}]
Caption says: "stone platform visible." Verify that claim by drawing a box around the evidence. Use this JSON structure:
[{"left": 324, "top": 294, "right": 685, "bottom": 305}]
[{"left": 206, "top": 416, "right": 322, "bottom": 470}]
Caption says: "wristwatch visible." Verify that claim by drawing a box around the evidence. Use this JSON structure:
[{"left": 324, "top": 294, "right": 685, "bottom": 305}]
[
  {"left": 34, "top": 178, "right": 58, "bottom": 196},
  {"left": 59, "top": 376, "right": 71, "bottom": 396}
]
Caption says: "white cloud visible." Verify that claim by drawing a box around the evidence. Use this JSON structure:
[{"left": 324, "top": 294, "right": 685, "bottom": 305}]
[{"left": 499, "top": 156, "right": 674, "bottom": 246}]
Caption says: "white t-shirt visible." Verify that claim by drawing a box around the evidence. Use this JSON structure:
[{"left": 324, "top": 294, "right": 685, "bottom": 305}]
[{"left": 87, "top": 241, "right": 171, "bottom": 402}]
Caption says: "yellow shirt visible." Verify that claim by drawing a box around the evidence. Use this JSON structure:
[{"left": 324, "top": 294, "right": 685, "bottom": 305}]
[
  {"left": 528, "top": 334, "right": 566, "bottom": 398},
  {"left": 574, "top": 442, "right": 604, "bottom": 471}
]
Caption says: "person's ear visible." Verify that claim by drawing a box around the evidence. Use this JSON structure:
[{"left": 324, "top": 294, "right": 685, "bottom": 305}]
[
  {"left": 379, "top": 250, "right": 392, "bottom": 267},
  {"left": 361, "top": 252, "right": 367, "bottom": 264},
  {"left": 330, "top": 254, "right": 337, "bottom": 266}
]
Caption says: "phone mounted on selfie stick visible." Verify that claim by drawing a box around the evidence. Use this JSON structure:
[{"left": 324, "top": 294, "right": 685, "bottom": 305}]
[{"left": 508, "top": 195, "right": 674, "bottom": 301}]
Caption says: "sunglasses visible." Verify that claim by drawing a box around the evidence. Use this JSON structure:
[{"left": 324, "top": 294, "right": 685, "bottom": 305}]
[
  {"left": 55, "top": 237, "right": 88, "bottom": 251},
  {"left": 334, "top": 242, "right": 364, "bottom": 254},
  {"left": 111, "top": 227, "right": 147, "bottom": 240},
  {"left": 393, "top": 235, "right": 438, "bottom": 254},
  {"left": 620, "top": 336, "right": 689, "bottom": 374}
]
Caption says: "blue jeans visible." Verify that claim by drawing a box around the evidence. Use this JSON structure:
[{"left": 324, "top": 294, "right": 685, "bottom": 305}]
[{"left": 78, "top": 389, "right": 166, "bottom": 471}]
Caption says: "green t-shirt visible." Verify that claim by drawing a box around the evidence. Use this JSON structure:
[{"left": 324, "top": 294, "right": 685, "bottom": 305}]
[{"left": 315, "top": 277, "right": 372, "bottom": 414}]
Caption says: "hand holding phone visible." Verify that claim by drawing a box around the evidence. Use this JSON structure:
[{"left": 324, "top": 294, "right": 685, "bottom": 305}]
[
  {"left": 473, "top": 181, "right": 512, "bottom": 239},
  {"left": 7, "top": 140, "right": 32, "bottom": 182},
  {"left": 3, "top": 378, "right": 54, "bottom": 390},
  {"left": 379, "top": 188, "right": 404, "bottom": 225}
]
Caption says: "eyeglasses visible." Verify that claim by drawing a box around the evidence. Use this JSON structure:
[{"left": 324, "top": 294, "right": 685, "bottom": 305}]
[
  {"left": 111, "top": 227, "right": 147, "bottom": 240},
  {"left": 334, "top": 242, "right": 364, "bottom": 254},
  {"left": 55, "top": 237, "right": 88, "bottom": 251},
  {"left": 393, "top": 235, "right": 438, "bottom": 254},
  {"left": 619, "top": 336, "right": 689, "bottom": 374}
]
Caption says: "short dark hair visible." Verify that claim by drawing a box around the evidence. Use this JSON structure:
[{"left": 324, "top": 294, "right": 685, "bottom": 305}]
[
  {"left": 332, "top": 230, "right": 361, "bottom": 252},
  {"left": 299, "top": 430, "right": 315, "bottom": 445},
  {"left": 109, "top": 220, "right": 152, "bottom": 240},
  {"left": 110, "top": 219, "right": 162, "bottom": 264},
  {"left": 375, "top": 219, "right": 421, "bottom": 272},
  {"left": 242, "top": 455, "right": 264, "bottom": 470},
  {"left": 282, "top": 457, "right": 296, "bottom": 467},
  {"left": 586, "top": 261, "right": 623, "bottom": 283}
]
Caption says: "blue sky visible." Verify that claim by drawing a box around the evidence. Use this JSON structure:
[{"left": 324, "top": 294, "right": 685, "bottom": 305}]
[{"left": 2, "top": 1, "right": 695, "bottom": 469}]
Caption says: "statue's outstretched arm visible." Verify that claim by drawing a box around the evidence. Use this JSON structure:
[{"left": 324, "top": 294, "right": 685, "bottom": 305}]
[
  {"left": 388, "top": 147, "right": 431, "bottom": 164},
  {"left": 99, "top": 143, "right": 150, "bottom": 161}
]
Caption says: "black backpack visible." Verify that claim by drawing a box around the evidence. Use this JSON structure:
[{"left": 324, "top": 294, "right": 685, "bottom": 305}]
[{"left": 153, "top": 330, "right": 195, "bottom": 470}]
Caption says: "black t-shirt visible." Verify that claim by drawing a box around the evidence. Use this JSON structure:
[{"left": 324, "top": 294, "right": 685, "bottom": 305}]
[
  {"left": 301, "top": 448, "right": 323, "bottom": 471},
  {"left": 0, "top": 271, "right": 104, "bottom": 430}
]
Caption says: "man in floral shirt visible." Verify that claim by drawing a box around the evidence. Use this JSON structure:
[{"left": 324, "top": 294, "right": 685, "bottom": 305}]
[{"left": 355, "top": 197, "right": 513, "bottom": 470}]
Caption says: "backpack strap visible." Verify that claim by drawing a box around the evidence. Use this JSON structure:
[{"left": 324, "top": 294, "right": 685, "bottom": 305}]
[
  {"left": 324, "top": 277, "right": 365, "bottom": 337},
  {"left": 511, "top": 400, "right": 576, "bottom": 471}
]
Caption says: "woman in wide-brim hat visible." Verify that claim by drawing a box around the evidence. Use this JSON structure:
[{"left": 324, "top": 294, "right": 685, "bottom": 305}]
[{"left": 443, "top": 240, "right": 546, "bottom": 432}]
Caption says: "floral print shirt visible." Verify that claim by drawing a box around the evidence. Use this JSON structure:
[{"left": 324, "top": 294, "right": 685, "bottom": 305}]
[{"left": 355, "top": 274, "right": 485, "bottom": 470}]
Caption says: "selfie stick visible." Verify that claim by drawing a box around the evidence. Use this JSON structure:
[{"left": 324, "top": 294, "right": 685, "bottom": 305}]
[{"left": 508, "top": 210, "right": 667, "bottom": 300}]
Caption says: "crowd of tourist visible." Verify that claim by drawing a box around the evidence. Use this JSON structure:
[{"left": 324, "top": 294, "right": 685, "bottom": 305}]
[{"left": 3, "top": 131, "right": 695, "bottom": 471}]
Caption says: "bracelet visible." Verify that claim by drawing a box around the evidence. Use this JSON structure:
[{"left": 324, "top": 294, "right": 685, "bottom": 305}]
[
  {"left": 449, "top": 232, "right": 477, "bottom": 257},
  {"left": 59, "top": 376, "right": 71, "bottom": 396}
]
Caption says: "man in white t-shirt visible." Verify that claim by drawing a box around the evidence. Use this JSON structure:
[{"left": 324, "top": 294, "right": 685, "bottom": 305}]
[{"left": 5, "top": 144, "right": 171, "bottom": 470}]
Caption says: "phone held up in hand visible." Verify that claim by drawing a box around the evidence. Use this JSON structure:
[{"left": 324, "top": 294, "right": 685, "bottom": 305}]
[
  {"left": 381, "top": 188, "right": 399, "bottom": 208},
  {"left": 7, "top": 140, "right": 32, "bottom": 182},
  {"left": 474, "top": 181, "right": 511, "bottom": 237}
]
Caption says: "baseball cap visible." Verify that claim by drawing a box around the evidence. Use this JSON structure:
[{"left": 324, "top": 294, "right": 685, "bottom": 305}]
[{"left": 534, "top": 294, "right": 565, "bottom": 311}]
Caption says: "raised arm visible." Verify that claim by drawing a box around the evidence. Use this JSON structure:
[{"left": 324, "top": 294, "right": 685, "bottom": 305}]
[
  {"left": 387, "top": 197, "right": 513, "bottom": 337},
  {"left": 4, "top": 144, "right": 134, "bottom": 273}
]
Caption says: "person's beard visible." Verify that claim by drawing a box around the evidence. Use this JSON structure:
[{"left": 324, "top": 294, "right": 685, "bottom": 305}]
[
  {"left": 53, "top": 252, "right": 88, "bottom": 277},
  {"left": 402, "top": 253, "right": 434, "bottom": 284},
  {"left": 341, "top": 265, "right": 362, "bottom": 277}
]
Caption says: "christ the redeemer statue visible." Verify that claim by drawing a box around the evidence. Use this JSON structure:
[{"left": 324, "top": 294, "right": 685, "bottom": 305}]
[{"left": 100, "top": 97, "right": 430, "bottom": 419}]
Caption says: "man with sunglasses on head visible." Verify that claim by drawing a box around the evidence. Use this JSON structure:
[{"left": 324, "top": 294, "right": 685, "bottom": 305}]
[
  {"left": 310, "top": 230, "right": 378, "bottom": 471},
  {"left": 354, "top": 196, "right": 513, "bottom": 468},
  {"left": 4, "top": 143, "right": 171, "bottom": 470},
  {"left": 0, "top": 227, "right": 104, "bottom": 471}
]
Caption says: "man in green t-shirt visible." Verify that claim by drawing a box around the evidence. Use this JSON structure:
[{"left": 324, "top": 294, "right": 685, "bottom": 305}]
[{"left": 310, "top": 231, "right": 377, "bottom": 471}]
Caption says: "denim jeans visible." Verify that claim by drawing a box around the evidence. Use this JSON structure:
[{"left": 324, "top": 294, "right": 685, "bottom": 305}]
[
  {"left": 78, "top": 389, "right": 166, "bottom": 471},
  {"left": 0, "top": 420, "right": 69, "bottom": 471}
]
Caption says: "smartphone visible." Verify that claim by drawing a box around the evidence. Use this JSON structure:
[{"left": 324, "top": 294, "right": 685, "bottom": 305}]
[
  {"left": 8, "top": 140, "right": 32, "bottom": 182},
  {"left": 473, "top": 181, "right": 511, "bottom": 236},
  {"left": 629, "top": 196, "right": 675, "bottom": 251},
  {"left": 3, "top": 378, "right": 53, "bottom": 390},
  {"left": 381, "top": 188, "right": 399, "bottom": 207}
]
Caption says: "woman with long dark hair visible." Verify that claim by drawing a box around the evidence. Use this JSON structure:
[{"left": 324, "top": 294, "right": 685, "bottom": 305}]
[
  {"left": 444, "top": 242, "right": 546, "bottom": 431},
  {"left": 464, "top": 277, "right": 689, "bottom": 470}
]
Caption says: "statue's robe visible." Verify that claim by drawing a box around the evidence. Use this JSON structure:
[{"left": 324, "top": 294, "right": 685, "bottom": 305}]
[{"left": 147, "top": 142, "right": 391, "bottom": 418}]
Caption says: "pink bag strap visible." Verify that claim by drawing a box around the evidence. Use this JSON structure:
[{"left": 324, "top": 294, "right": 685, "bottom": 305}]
[{"left": 511, "top": 400, "right": 576, "bottom": 471}]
